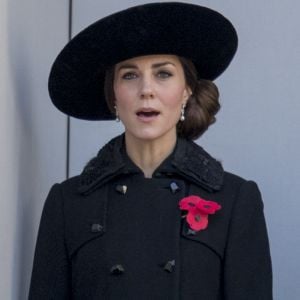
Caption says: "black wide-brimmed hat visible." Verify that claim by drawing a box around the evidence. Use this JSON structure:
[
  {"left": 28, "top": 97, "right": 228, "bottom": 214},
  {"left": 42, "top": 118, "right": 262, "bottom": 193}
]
[{"left": 48, "top": 2, "right": 238, "bottom": 120}]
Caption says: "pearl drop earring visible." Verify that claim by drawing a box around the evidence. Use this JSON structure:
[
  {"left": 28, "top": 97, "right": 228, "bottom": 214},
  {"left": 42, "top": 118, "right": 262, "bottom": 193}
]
[
  {"left": 180, "top": 103, "right": 186, "bottom": 121},
  {"left": 114, "top": 105, "right": 120, "bottom": 122}
]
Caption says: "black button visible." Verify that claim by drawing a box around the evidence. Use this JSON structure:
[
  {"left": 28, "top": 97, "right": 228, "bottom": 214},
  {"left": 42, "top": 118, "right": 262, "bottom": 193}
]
[
  {"left": 91, "top": 223, "right": 104, "bottom": 233},
  {"left": 187, "top": 228, "right": 196, "bottom": 236},
  {"left": 170, "top": 182, "right": 180, "bottom": 193},
  {"left": 110, "top": 264, "right": 125, "bottom": 275},
  {"left": 163, "top": 260, "right": 175, "bottom": 273},
  {"left": 115, "top": 185, "right": 127, "bottom": 194}
]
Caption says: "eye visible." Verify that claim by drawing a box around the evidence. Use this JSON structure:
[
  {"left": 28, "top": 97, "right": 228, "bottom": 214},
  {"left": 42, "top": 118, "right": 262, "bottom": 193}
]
[
  {"left": 121, "top": 72, "right": 138, "bottom": 80},
  {"left": 157, "top": 70, "right": 173, "bottom": 79}
]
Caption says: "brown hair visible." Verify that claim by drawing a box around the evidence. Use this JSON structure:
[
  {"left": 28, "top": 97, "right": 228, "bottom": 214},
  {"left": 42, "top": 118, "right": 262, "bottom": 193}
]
[
  {"left": 177, "top": 57, "right": 220, "bottom": 140},
  {"left": 104, "top": 56, "right": 220, "bottom": 140}
]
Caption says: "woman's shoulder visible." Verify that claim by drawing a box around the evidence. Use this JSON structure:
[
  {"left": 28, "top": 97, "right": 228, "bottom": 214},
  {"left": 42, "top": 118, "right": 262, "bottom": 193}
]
[
  {"left": 56, "top": 175, "right": 82, "bottom": 193},
  {"left": 44, "top": 176, "right": 82, "bottom": 207},
  {"left": 221, "top": 169, "right": 261, "bottom": 198},
  {"left": 216, "top": 171, "right": 264, "bottom": 220},
  {"left": 222, "top": 170, "right": 258, "bottom": 189}
]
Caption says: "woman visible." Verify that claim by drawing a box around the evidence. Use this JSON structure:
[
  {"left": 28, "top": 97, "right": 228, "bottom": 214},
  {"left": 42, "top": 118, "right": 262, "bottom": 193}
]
[{"left": 29, "top": 2, "right": 272, "bottom": 299}]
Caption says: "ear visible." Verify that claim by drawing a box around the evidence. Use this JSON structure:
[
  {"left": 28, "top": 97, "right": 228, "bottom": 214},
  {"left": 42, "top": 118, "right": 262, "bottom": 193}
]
[{"left": 183, "top": 86, "right": 192, "bottom": 103}]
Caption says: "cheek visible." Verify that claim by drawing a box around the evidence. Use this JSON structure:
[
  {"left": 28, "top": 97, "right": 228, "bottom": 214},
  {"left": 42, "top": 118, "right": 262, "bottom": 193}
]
[
  {"left": 114, "top": 85, "right": 133, "bottom": 107},
  {"left": 161, "top": 87, "right": 186, "bottom": 108}
]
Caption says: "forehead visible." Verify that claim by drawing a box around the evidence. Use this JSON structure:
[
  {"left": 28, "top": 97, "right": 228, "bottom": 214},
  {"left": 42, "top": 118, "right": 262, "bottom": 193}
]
[{"left": 115, "top": 54, "right": 182, "bottom": 68}]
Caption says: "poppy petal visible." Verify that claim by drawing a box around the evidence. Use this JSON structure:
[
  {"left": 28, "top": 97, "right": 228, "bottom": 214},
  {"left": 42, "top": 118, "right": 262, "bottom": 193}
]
[
  {"left": 186, "top": 212, "right": 208, "bottom": 231},
  {"left": 179, "top": 196, "right": 199, "bottom": 211},
  {"left": 196, "top": 200, "right": 221, "bottom": 214}
]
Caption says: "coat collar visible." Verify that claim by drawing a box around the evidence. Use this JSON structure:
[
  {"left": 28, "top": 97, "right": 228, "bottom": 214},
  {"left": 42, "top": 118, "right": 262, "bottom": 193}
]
[{"left": 78, "top": 134, "right": 224, "bottom": 195}]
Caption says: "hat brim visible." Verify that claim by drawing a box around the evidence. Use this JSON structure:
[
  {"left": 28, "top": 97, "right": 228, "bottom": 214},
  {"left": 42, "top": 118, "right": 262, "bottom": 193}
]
[{"left": 48, "top": 2, "right": 238, "bottom": 120}]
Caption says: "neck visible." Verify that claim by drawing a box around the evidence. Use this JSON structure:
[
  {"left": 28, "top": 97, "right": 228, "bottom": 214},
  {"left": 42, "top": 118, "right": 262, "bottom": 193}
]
[{"left": 125, "top": 132, "right": 177, "bottom": 178}]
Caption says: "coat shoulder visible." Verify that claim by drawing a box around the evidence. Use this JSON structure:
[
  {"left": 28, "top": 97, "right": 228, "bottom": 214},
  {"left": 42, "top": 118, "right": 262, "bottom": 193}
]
[
  {"left": 221, "top": 170, "right": 263, "bottom": 207},
  {"left": 223, "top": 170, "right": 249, "bottom": 186},
  {"left": 47, "top": 175, "right": 86, "bottom": 203},
  {"left": 58, "top": 175, "right": 81, "bottom": 196},
  {"left": 222, "top": 171, "right": 261, "bottom": 197}
]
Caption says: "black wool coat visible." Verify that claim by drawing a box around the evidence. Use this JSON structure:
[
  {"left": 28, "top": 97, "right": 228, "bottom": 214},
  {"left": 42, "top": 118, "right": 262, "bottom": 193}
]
[{"left": 29, "top": 135, "right": 272, "bottom": 299}]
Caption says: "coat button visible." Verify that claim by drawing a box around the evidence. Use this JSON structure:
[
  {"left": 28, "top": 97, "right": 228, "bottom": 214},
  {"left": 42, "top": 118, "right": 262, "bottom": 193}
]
[
  {"left": 110, "top": 264, "right": 125, "bottom": 275},
  {"left": 170, "top": 182, "right": 180, "bottom": 193},
  {"left": 163, "top": 259, "right": 175, "bottom": 273},
  {"left": 115, "top": 184, "right": 127, "bottom": 194},
  {"left": 187, "top": 228, "right": 196, "bottom": 236},
  {"left": 91, "top": 223, "right": 104, "bottom": 233}
]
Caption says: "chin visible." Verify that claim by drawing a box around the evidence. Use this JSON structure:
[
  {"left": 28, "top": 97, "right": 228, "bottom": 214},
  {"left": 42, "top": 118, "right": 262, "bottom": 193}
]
[
  {"left": 126, "top": 127, "right": 177, "bottom": 143},
  {"left": 131, "top": 132, "right": 161, "bottom": 141}
]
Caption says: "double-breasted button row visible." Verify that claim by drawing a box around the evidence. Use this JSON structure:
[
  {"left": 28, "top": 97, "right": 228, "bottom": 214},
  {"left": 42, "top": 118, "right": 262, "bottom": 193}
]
[
  {"left": 115, "top": 181, "right": 181, "bottom": 195},
  {"left": 109, "top": 259, "right": 176, "bottom": 276}
]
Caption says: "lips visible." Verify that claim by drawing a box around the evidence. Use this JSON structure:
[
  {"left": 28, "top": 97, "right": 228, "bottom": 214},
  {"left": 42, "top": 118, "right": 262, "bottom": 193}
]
[
  {"left": 136, "top": 108, "right": 160, "bottom": 117},
  {"left": 136, "top": 111, "right": 160, "bottom": 117},
  {"left": 136, "top": 108, "right": 160, "bottom": 121}
]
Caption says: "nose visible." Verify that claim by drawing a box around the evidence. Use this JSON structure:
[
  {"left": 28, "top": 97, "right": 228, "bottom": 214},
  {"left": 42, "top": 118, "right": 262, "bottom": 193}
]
[{"left": 139, "top": 75, "right": 155, "bottom": 99}]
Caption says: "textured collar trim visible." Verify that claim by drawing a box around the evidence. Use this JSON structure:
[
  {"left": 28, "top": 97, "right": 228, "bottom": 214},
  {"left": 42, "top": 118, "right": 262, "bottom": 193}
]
[{"left": 78, "top": 134, "right": 224, "bottom": 195}]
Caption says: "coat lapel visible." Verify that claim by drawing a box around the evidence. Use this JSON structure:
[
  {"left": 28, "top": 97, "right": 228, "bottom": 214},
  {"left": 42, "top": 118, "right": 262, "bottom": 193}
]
[{"left": 78, "top": 134, "right": 224, "bottom": 195}]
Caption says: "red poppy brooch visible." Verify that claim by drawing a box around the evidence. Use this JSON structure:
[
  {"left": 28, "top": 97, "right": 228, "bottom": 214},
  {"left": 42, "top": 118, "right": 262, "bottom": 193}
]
[{"left": 179, "top": 196, "right": 221, "bottom": 231}]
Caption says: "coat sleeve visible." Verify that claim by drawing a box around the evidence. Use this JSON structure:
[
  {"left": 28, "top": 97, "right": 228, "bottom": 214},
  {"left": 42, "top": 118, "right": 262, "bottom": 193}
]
[
  {"left": 223, "top": 180, "right": 273, "bottom": 299},
  {"left": 28, "top": 184, "right": 71, "bottom": 299}
]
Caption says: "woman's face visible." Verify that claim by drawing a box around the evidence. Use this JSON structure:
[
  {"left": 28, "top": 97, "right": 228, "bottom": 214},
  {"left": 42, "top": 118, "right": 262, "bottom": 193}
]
[{"left": 113, "top": 55, "right": 190, "bottom": 142}]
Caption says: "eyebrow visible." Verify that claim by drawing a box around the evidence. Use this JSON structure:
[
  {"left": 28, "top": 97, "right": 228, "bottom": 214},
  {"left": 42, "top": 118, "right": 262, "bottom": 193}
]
[{"left": 116, "top": 61, "right": 176, "bottom": 72}]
